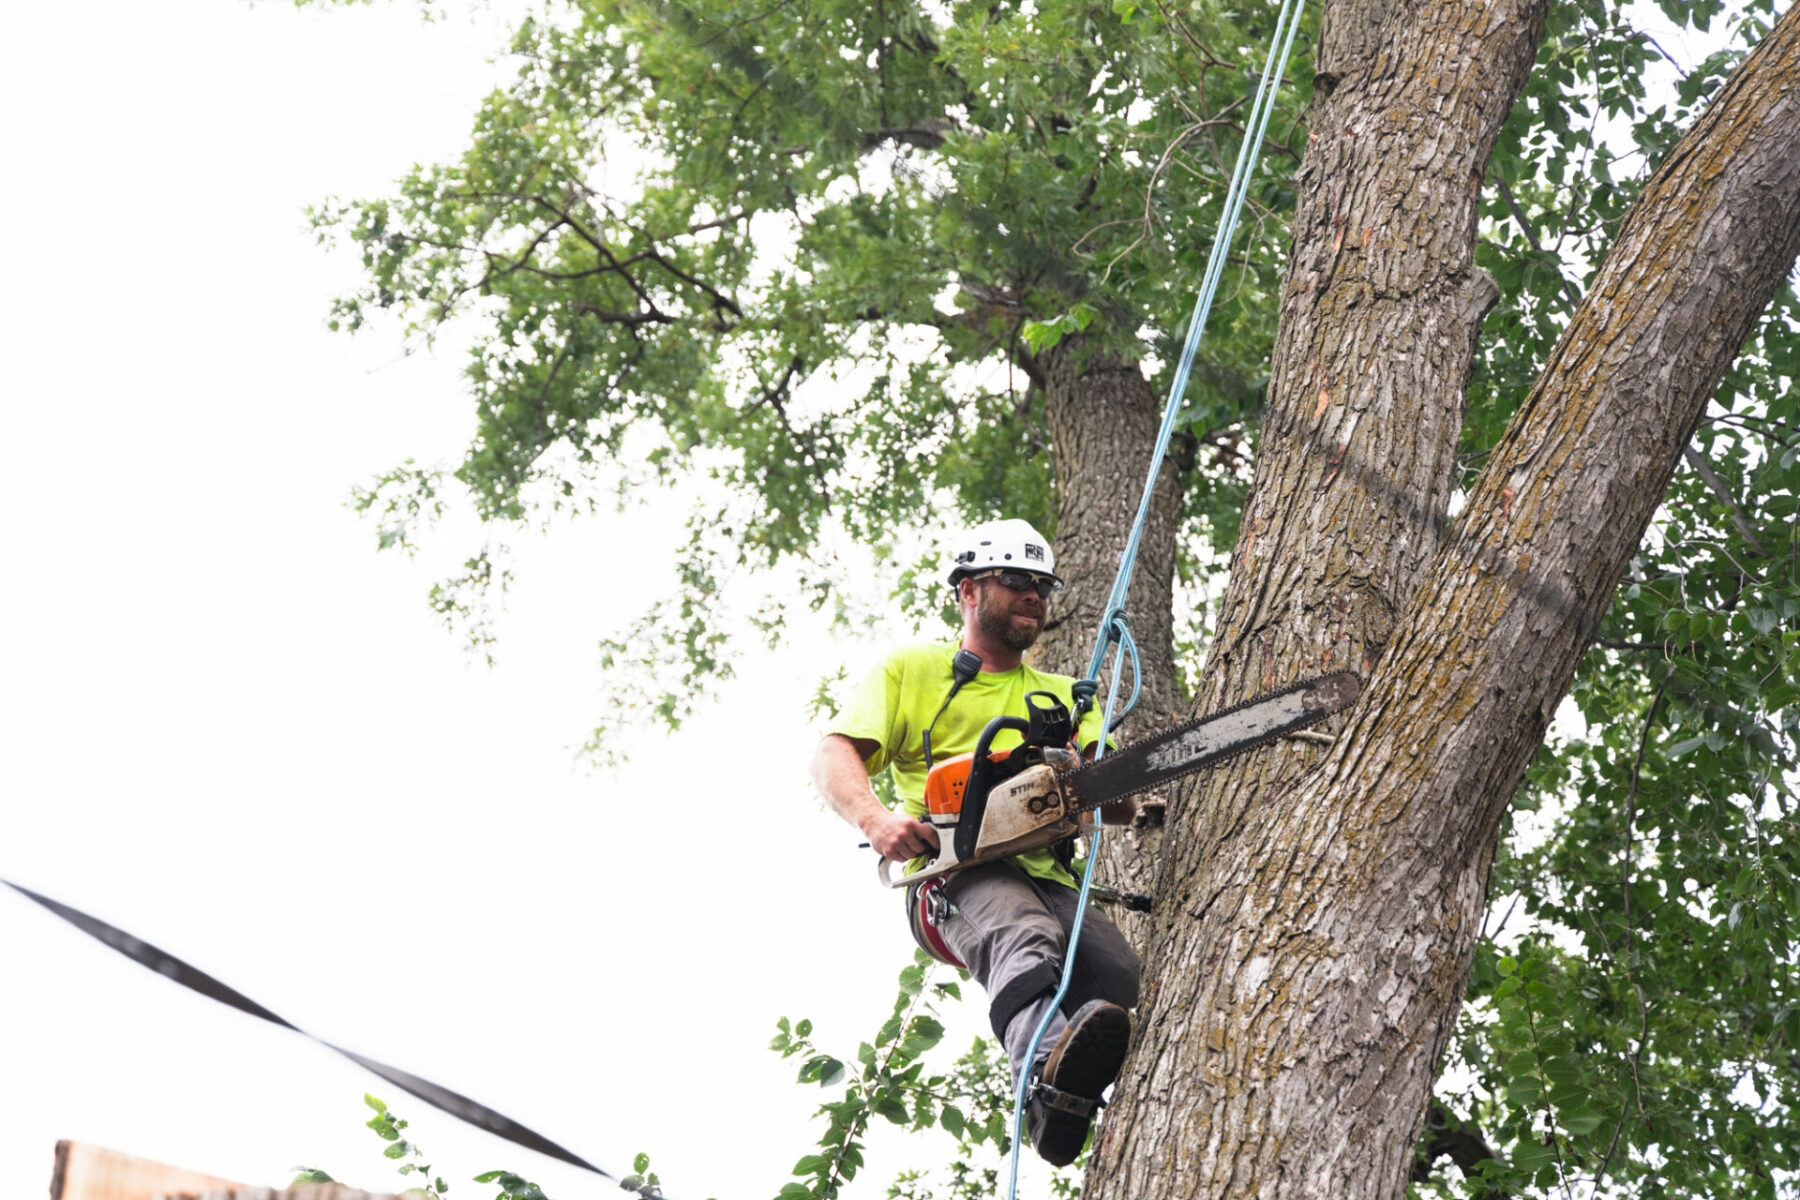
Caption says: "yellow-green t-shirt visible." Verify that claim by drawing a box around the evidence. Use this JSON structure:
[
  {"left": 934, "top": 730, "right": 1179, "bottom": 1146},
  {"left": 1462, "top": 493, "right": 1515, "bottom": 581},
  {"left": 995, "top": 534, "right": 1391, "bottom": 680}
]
[{"left": 831, "top": 642, "right": 1110, "bottom": 887}]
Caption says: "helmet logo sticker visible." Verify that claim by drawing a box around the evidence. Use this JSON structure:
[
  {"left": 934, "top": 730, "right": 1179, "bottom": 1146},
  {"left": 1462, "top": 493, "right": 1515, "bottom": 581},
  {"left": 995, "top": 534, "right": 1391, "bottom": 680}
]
[{"left": 1025, "top": 543, "right": 1045, "bottom": 562}]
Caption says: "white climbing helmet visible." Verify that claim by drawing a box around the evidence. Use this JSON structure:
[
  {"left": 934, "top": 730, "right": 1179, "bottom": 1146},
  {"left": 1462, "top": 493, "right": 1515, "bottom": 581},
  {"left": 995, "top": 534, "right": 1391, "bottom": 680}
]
[{"left": 945, "top": 518, "right": 1062, "bottom": 586}]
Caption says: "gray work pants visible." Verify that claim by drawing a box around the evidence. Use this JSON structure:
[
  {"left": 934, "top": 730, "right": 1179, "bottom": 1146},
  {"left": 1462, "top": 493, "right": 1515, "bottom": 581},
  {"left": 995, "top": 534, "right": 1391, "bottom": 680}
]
[{"left": 939, "top": 860, "right": 1141, "bottom": 1085}]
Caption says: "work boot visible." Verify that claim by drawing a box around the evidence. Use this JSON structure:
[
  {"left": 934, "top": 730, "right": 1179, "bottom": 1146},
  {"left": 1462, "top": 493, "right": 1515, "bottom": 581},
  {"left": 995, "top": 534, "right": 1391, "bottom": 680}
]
[{"left": 1026, "top": 999, "right": 1131, "bottom": 1166}]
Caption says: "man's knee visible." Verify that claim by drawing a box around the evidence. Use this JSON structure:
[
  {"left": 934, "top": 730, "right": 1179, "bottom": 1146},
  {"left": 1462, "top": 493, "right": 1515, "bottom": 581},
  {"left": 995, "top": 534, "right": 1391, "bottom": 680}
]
[
  {"left": 1076, "top": 916, "right": 1141, "bottom": 1009},
  {"left": 989, "top": 960, "right": 1060, "bottom": 1040}
]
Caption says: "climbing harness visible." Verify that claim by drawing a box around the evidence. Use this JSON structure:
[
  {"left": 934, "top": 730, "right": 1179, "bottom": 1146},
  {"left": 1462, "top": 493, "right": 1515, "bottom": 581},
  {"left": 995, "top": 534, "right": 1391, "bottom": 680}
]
[
  {"left": 907, "top": 878, "right": 968, "bottom": 969},
  {"left": 1004, "top": 0, "right": 1312, "bottom": 1190}
]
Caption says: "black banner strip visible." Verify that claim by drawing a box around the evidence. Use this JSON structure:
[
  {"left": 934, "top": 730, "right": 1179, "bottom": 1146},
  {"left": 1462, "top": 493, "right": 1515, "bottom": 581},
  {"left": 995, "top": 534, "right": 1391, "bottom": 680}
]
[{"left": 3, "top": 877, "right": 651, "bottom": 1193}]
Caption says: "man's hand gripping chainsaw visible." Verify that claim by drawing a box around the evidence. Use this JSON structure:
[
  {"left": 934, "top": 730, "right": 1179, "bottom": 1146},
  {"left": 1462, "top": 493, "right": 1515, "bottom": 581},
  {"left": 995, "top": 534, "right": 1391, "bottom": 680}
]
[{"left": 878, "top": 671, "right": 1363, "bottom": 889}]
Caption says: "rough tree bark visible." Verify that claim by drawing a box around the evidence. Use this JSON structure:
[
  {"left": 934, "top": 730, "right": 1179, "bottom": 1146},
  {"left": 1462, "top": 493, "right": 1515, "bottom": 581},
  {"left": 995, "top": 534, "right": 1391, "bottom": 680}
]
[
  {"left": 1032, "top": 339, "right": 1186, "bottom": 733},
  {"left": 1084, "top": 1, "right": 1800, "bottom": 1197}
]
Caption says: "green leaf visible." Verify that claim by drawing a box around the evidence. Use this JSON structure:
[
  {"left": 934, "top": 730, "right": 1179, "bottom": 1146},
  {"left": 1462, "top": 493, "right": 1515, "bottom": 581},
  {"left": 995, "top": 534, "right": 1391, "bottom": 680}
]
[
  {"left": 1506, "top": 1076, "right": 1544, "bottom": 1104},
  {"left": 1511, "top": 1139, "right": 1556, "bottom": 1173},
  {"left": 941, "top": 1104, "right": 967, "bottom": 1139},
  {"left": 1563, "top": 1107, "right": 1607, "bottom": 1137}
]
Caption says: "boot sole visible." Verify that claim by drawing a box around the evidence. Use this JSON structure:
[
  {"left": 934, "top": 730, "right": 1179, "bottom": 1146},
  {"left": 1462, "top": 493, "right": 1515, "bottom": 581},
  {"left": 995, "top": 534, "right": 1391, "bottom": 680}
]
[{"left": 1033, "top": 1001, "right": 1130, "bottom": 1166}]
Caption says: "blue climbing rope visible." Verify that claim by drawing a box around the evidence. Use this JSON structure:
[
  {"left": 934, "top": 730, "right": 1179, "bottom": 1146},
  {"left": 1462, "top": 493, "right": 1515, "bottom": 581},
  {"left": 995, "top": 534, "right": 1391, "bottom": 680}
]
[{"left": 1004, "top": 1, "right": 1310, "bottom": 1190}]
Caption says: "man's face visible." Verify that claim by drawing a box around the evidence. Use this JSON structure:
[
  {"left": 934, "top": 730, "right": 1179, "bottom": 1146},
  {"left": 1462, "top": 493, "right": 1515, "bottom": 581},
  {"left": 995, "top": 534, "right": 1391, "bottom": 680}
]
[{"left": 971, "top": 574, "right": 1049, "bottom": 652}]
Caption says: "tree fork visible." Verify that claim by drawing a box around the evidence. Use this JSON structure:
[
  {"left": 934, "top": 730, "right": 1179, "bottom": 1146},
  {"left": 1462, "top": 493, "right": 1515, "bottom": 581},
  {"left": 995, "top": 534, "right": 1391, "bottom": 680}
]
[{"left": 1087, "top": 1, "right": 1800, "bottom": 1196}]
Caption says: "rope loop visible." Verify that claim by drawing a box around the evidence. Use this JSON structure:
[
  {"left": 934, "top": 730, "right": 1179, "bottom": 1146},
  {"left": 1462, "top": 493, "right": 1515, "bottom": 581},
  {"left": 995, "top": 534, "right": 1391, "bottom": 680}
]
[{"left": 1105, "top": 619, "right": 1142, "bottom": 735}]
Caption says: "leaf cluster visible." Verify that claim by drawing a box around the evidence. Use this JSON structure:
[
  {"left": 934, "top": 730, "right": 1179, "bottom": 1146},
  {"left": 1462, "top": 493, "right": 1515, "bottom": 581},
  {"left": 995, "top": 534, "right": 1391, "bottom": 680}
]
[
  {"left": 309, "top": 0, "right": 1307, "bottom": 696},
  {"left": 770, "top": 951, "right": 1058, "bottom": 1200},
  {"left": 365, "top": 1092, "right": 453, "bottom": 1199}
]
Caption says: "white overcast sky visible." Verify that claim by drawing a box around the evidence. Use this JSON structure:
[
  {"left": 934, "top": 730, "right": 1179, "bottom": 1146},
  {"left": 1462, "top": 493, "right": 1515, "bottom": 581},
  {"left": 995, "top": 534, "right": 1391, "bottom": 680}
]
[
  {"left": 0, "top": 3, "right": 1008, "bottom": 1198},
  {"left": 0, "top": 3, "right": 1727, "bottom": 1199}
]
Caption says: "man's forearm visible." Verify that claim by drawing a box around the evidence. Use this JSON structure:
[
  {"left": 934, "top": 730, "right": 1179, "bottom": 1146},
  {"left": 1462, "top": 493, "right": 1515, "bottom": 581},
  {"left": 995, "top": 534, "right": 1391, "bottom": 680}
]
[
  {"left": 812, "top": 736, "right": 888, "bottom": 837},
  {"left": 812, "top": 734, "right": 941, "bottom": 861}
]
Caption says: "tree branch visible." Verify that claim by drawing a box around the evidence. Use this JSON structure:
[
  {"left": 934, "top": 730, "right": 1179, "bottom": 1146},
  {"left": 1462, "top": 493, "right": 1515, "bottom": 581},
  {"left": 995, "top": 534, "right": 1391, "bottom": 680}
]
[
  {"left": 862, "top": 119, "right": 957, "bottom": 150},
  {"left": 570, "top": 304, "right": 676, "bottom": 327},
  {"left": 1590, "top": 686, "right": 1663, "bottom": 1197}
]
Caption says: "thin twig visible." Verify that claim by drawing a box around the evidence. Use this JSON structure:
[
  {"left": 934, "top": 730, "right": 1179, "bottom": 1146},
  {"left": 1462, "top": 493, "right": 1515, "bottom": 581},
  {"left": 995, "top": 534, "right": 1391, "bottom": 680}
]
[{"left": 1681, "top": 443, "right": 1769, "bottom": 559}]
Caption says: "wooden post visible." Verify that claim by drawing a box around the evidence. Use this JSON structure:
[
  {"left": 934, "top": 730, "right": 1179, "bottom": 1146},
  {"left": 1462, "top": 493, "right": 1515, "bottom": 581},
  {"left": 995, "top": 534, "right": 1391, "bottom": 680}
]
[{"left": 49, "top": 1143, "right": 402, "bottom": 1200}]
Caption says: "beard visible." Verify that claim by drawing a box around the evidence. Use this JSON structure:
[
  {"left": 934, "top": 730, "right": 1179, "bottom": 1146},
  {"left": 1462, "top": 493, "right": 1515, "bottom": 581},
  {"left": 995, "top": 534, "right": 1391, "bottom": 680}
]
[{"left": 975, "top": 587, "right": 1043, "bottom": 652}]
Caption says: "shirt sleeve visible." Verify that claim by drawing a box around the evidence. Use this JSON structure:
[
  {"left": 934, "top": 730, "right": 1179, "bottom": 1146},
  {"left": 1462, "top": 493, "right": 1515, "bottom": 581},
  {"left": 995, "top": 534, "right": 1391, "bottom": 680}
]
[{"left": 828, "top": 655, "right": 905, "bottom": 777}]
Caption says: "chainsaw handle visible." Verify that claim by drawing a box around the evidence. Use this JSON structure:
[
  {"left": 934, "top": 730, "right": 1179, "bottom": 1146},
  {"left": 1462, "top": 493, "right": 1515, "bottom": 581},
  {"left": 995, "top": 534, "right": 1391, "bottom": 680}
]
[
  {"left": 957, "top": 713, "right": 1029, "bottom": 863},
  {"left": 1022, "top": 690, "right": 1074, "bottom": 748},
  {"left": 964, "top": 714, "right": 1028, "bottom": 799}
]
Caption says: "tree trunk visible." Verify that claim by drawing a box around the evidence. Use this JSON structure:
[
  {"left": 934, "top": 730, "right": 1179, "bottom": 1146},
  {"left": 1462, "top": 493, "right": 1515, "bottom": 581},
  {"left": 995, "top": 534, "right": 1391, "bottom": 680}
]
[
  {"left": 1034, "top": 337, "right": 1185, "bottom": 727},
  {"left": 1087, "top": 1, "right": 1800, "bottom": 1198},
  {"left": 1032, "top": 337, "right": 1187, "bottom": 932}
]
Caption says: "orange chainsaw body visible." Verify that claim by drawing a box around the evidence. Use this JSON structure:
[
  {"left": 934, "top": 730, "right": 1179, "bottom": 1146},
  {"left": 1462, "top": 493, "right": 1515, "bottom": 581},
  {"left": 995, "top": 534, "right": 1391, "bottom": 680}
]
[
  {"left": 921, "top": 747, "right": 1014, "bottom": 826},
  {"left": 881, "top": 747, "right": 1083, "bottom": 888}
]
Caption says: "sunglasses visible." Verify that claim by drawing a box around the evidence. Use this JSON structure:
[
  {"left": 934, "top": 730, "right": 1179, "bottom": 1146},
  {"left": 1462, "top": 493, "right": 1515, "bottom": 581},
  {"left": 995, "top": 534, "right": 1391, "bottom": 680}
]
[{"left": 974, "top": 569, "right": 1060, "bottom": 600}]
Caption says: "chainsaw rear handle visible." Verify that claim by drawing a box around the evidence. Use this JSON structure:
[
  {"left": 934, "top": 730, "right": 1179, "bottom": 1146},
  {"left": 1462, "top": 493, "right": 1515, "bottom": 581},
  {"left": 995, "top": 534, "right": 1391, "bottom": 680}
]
[{"left": 880, "top": 851, "right": 941, "bottom": 889}]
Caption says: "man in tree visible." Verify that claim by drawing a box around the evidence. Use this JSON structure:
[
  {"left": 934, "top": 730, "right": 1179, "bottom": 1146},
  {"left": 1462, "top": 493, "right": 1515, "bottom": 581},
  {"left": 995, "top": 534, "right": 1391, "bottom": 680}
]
[
  {"left": 310, "top": 0, "right": 1800, "bottom": 1188},
  {"left": 811, "top": 517, "right": 1141, "bottom": 1166}
]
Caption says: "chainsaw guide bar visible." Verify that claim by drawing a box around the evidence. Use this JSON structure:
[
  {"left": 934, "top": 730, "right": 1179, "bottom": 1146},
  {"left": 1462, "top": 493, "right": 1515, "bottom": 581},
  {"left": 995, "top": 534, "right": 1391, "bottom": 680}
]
[{"left": 1063, "top": 669, "right": 1363, "bottom": 815}]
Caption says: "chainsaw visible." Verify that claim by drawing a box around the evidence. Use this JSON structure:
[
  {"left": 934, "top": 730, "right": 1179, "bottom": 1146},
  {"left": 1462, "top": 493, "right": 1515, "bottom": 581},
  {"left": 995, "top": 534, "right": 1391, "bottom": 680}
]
[{"left": 878, "top": 671, "right": 1363, "bottom": 889}]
